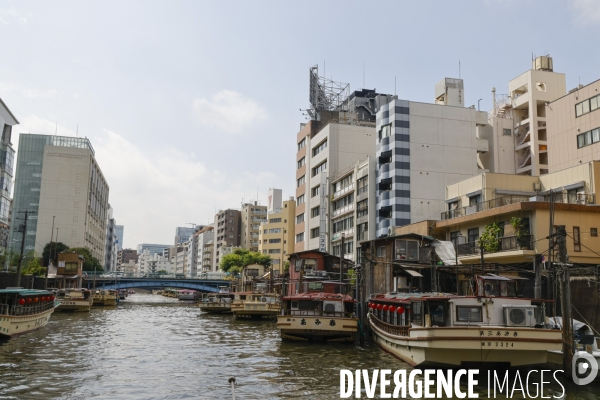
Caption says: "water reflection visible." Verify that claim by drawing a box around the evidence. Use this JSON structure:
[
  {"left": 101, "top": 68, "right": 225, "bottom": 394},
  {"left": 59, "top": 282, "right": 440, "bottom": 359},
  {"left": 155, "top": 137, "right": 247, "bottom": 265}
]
[{"left": 0, "top": 294, "right": 599, "bottom": 399}]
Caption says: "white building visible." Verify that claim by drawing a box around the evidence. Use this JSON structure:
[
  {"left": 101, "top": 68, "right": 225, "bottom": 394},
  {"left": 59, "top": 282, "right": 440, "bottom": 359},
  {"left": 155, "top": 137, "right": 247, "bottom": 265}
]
[
  {"left": 137, "top": 249, "right": 173, "bottom": 275},
  {"left": 193, "top": 226, "right": 214, "bottom": 274}
]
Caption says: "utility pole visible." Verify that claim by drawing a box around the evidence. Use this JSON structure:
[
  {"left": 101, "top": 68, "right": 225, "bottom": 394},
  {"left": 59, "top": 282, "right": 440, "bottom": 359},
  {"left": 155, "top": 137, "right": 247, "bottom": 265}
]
[
  {"left": 480, "top": 239, "right": 485, "bottom": 274},
  {"left": 430, "top": 247, "right": 437, "bottom": 292},
  {"left": 15, "top": 210, "right": 36, "bottom": 287},
  {"left": 557, "top": 224, "right": 573, "bottom": 379},
  {"left": 340, "top": 233, "right": 345, "bottom": 291},
  {"left": 45, "top": 216, "right": 55, "bottom": 290}
]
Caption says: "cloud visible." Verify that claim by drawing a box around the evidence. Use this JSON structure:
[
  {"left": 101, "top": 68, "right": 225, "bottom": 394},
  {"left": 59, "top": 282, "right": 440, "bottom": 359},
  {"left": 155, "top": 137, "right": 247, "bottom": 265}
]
[
  {"left": 570, "top": 0, "right": 600, "bottom": 23},
  {"left": 0, "top": 8, "right": 27, "bottom": 24},
  {"left": 0, "top": 82, "right": 59, "bottom": 99},
  {"left": 192, "top": 90, "right": 267, "bottom": 134}
]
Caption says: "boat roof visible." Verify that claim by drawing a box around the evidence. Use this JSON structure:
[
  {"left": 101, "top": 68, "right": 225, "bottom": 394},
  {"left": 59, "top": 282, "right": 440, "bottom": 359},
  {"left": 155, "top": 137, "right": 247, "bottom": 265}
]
[
  {"left": 0, "top": 288, "right": 52, "bottom": 295},
  {"left": 283, "top": 292, "right": 356, "bottom": 302}
]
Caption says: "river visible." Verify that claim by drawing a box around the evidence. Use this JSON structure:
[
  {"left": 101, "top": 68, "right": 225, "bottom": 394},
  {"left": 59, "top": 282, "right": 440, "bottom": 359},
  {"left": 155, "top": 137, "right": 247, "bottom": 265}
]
[{"left": 1, "top": 294, "right": 599, "bottom": 399}]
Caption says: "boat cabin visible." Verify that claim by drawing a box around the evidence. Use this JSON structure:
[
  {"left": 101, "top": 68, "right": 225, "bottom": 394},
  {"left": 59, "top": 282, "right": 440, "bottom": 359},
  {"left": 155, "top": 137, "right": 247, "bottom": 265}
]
[
  {"left": 281, "top": 292, "right": 355, "bottom": 318},
  {"left": 56, "top": 288, "right": 91, "bottom": 300},
  {"left": 0, "top": 288, "right": 55, "bottom": 316},
  {"left": 233, "top": 292, "right": 278, "bottom": 304}
]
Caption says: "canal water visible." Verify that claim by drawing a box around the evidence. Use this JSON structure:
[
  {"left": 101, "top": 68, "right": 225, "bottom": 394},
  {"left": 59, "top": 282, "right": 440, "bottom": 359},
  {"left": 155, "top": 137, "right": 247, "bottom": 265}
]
[{"left": 0, "top": 294, "right": 599, "bottom": 399}]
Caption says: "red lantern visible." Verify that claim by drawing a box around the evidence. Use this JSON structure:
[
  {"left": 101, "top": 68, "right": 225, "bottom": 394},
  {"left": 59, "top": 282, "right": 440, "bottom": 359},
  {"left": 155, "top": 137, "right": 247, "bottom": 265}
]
[
  {"left": 397, "top": 306, "right": 405, "bottom": 314},
  {"left": 51, "top": 295, "right": 55, "bottom": 301},
  {"left": 389, "top": 305, "right": 396, "bottom": 312},
  {"left": 42, "top": 297, "right": 47, "bottom": 302},
  {"left": 19, "top": 299, "right": 25, "bottom": 305},
  {"left": 376, "top": 304, "right": 383, "bottom": 310},
  {"left": 26, "top": 298, "right": 32, "bottom": 304},
  {"left": 34, "top": 298, "right": 39, "bottom": 303},
  {"left": 369, "top": 303, "right": 375, "bottom": 309},
  {"left": 382, "top": 305, "right": 389, "bottom": 311}
]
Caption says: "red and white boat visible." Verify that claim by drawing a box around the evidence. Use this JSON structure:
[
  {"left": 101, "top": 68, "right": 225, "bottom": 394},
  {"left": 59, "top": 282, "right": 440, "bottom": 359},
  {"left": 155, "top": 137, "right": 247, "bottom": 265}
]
[{"left": 0, "top": 288, "right": 56, "bottom": 338}]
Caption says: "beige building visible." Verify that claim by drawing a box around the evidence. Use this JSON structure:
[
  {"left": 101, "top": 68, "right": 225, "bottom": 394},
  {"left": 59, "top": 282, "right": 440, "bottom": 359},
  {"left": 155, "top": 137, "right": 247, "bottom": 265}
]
[
  {"left": 258, "top": 198, "right": 295, "bottom": 275},
  {"left": 547, "top": 78, "right": 600, "bottom": 172},
  {"left": 10, "top": 135, "right": 109, "bottom": 262},
  {"left": 241, "top": 202, "right": 267, "bottom": 252}
]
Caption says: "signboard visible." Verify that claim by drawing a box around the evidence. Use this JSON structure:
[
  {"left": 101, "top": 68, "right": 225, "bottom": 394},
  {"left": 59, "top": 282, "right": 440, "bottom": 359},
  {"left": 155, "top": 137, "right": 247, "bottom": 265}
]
[{"left": 319, "top": 172, "right": 327, "bottom": 252}]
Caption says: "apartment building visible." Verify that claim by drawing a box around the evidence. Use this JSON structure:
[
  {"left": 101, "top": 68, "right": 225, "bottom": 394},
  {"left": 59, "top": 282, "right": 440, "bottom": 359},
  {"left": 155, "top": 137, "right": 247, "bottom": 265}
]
[
  {"left": 0, "top": 97, "right": 18, "bottom": 247},
  {"left": 547, "top": 78, "right": 600, "bottom": 172},
  {"left": 202, "top": 240, "right": 214, "bottom": 272},
  {"left": 138, "top": 249, "right": 173, "bottom": 276},
  {"left": 117, "top": 249, "right": 138, "bottom": 270},
  {"left": 213, "top": 209, "right": 241, "bottom": 269},
  {"left": 9, "top": 134, "right": 109, "bottom": 262},
  {"left": 328, "top": 156, "right": 377, "bottom": 262},
  {"left": 241, "top": 202, "right": 267, "bottom": 252},
  {"left": 185, "top": 225, "right": 214, "bottom": 277},
  {"left": 104, "top": 205, "right": 117, "bottom": 272},
  {"left": 175, "top": 245, "right": 186, "bottom": 275},
  {"left": 258, "top": 191, "right": 295, "bottom": 275},
  {"left": 374, "top": 78, "right": 489, "bottom": 237}
]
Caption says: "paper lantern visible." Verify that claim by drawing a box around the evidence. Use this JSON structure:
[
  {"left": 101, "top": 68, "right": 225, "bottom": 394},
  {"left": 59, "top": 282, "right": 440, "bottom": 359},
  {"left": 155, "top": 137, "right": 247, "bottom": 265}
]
[
  {"left": 397, "top": 306, "right": 404, "bottom": 314},
  {"left": 26, "top": 298, "right": 32, "bottom": 304},
  {"left": 34, "top": 298, "right": 39, "bottom": 303},
  {"left": 19, "top": 299, "right": 25, "bottom": 305},
  {"left": 389, "top": 305, "right": 396, "bottom": 312},
  {"left": 382, "top": 305, "right": 389, "bottom": 311},
  {"left": 376, "top": 304, "right": 383, "bottom": 310}
]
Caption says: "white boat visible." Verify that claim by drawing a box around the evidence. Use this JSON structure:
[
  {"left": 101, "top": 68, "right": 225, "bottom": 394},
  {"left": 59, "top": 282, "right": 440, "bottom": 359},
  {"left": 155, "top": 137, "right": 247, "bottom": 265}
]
[
  {"left": 231, "top": 292, "right": 280, "bottom": 319},
  {"left": 368, "top": 275, "right": 562, "bottom": 367},
  {"left": 199, "top": 291, "right": 234, "bottom": 313},
  {"left": 55, "top": 289, "right": 93, "bottom": 312},
  {"left": 0, "top": 288, "right": 56, "bottom": 337},
  {"left": 177, "top": 290, "right": 198, "bottom": 301}
]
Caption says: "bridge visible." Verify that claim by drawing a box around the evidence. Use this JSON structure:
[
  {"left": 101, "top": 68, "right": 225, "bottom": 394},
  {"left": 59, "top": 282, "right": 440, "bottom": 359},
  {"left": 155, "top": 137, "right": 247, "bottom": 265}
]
[{"left": 83, "top": 278, "right": 230, "bottom": 292}]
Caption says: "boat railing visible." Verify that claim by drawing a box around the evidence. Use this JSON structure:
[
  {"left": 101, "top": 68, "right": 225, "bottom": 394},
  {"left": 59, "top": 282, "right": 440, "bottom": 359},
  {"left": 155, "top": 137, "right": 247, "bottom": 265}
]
[
  {"left": 288, "top": 310, "right": 352, "bottom": 318},
  {"left": 0, "top": 303, "right": 8, "bottom": 315},
  {"left": 370, "top": 314, "right": 410, "bottom": 337},
  {"left": 6, "top": 302, "right": 54, "bottom": 316}
]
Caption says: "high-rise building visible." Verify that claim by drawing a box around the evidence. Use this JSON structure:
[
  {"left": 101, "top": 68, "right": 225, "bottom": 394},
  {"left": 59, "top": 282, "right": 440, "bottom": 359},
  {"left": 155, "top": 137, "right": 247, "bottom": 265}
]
[
  {"left": 193, "top": 226, "right": 214, "bottom": 274},
  {"left": 0, "top": 97, "right": 18, "bottom": 250},
  {"left": 115, "top": 225, "right": 124, "bottom": 252},
  {"left": 9, "top": 134, "right": 109, "bottom": 261},
  {"left": 138, "top": 249, "right": 173, "bottom": 276},
  {"left": 104, "top": 205, "right": 117, "bottom": 272},
  {"left": 258, "top": 196, "right": 295, "bottom": 275},
  {"left": 240, "top": 202, "right": 267, "bottom": 252},
  {"left": 137, "top": 243, "right": 170, "bottom": 256},
  {"left": 175, "top": 226, "right": 197, "bottom": 246},
  {"left": 295, "top": 66, "right": 387, "bottom": 253},
  {"left": 117, "top": 249, "right": 138, "bottom": 270},
  {"left": 213, "top": 209, "right": 241, "bottom": 269}
]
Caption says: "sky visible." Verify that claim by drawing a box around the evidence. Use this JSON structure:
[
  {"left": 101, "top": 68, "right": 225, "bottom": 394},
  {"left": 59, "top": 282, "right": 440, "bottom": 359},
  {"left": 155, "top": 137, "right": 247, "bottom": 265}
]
[{"left": 0, "top": 0, "right": 599, "bottom": 249}]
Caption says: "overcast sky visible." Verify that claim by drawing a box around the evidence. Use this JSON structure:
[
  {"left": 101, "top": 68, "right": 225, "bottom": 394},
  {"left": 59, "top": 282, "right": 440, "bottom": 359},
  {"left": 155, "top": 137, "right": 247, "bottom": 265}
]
[{"left": 0, "top": 0, "right": 598, "bottom": 249}]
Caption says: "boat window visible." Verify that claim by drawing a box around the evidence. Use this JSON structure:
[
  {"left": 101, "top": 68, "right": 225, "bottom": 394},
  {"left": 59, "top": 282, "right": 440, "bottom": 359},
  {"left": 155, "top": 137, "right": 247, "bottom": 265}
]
[
  {"left": 456, "top": 306, "right": 483, "bottom": 322},
  {"left": 411, "top": 302, "right": 423, "bottom": 325},
  {"left": 308, "top": 282, "right": 323, "bottom": 291},
  {"left": 429, "top": 302, "right": 445, "bottom": 326},
  {"left": 483, "top": 280, "right": 500, "bottom": 297},
  {"left": 291, "top": 301, "right": 299, "bottom": 309},
  {"left": 298, "top": 300, "right": 315, "bottom": 310}
]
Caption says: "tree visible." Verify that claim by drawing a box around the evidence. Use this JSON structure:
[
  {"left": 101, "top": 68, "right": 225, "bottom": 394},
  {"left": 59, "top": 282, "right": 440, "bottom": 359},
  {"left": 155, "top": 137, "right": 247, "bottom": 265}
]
[
  {"left": 220, "top": 248, "right": 271, "bottom": 274},
  {"left": 479, "top": 223, "right": 502, "bottom": 253},
  {"left": 21, "top": 250, "right": 46, "bottom": 277},
  {"left": 42, "top": 241, "right": 69, "bottom": 266},
  {"left": 66, "top": 247, "right": 104, "bottom": 272},
  {"left": 0, "top": 249, "right": 20, "bottom": 270}
]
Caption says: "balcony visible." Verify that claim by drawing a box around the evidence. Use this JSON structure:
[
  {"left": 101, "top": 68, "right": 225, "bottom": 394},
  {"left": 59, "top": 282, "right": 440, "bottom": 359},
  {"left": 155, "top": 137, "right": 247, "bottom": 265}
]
[
  {"left": 332, "top": 183, "right": 354, "bottom": 201},
  {"left": 331, "top": 228, "right": 354, "bottom": 242},
  {"left": 457, "top": 235, "right": 534, "bottom": 256},
  {"left": 332, "top": 203, "right": 354, "bottom": 218}
]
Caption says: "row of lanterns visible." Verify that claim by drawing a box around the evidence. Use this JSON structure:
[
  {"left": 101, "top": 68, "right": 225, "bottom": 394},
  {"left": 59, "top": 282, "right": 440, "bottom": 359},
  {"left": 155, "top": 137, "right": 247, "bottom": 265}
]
[
  {"left": 18, "top": 295, "right": 55, "bottom": 305},
  {"left": 368, "top": 302, "right": 408, "bottom": 314}
]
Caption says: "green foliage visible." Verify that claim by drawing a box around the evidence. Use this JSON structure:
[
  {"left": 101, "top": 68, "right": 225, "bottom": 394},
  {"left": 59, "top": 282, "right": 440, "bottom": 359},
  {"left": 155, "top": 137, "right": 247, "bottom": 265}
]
[
  {"left": 21, "top": 250, "right": 46, "bottom": 276},
  {"left": 479, "top": 223, "right": 502, "bottom": 253},
  {"left": 220, "top": 248, "right": 271, "bottom": 274},
  {"left": 157, "top": 270, "right": 168, "bottom": 275},
  {"left": 42, "top": 242, "right": 69, "bottom": 266},
  {"left": 66, "top": 247, "right": 104, "bottom": 272},
  {"left": 347, "top": 267, "right": 356, "bottom": 285},
  {"left": 283, "top": 260, "right": 290, "bottom": 273},
  {"left": 510, "top": 217, "right": 528, "bottom": 237},
  {"left": 0, "top": 249, "right": 19, "bottom": 269}
]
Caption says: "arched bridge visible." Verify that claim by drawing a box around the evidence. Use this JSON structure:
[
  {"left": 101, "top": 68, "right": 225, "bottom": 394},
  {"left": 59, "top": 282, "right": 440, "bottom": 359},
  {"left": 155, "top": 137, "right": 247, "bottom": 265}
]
[{"left": 83, "top": 278, "right": 230, "bottom": 292}]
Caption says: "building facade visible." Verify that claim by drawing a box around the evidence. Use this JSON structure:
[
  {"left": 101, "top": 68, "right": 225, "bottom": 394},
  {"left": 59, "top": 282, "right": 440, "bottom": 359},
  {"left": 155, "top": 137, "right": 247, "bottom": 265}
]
[
  {"left": 136, "top": 243, "right": 170, "bottom": 256},
  {"left": 258, "top": 197, "right": 295, "bottom": 275},
  {"left": 0, "top": 97, "right": 18, "bottom": 252},
  {"left": 104, "top": 205, "right": 117, "bottom": 272},
  {"left": 115, "top": 225, "right": 124, "bottom": 253},
  {"left": 137, "top": 249, "right": 173, "bottom": 276},
  {"left": 117, "top": 248, "right": 138, "bottom": 270},
  {"left": 241, "top": 202, "right": 267, "bottom": 252},
  {"left": 193, "top": 226, "right": 214, "bottom": 274},
  {"left": 213, "top": 209, "right": 241, "bottom": 269},
  {"left": 9, "top": 134, "right": 109, "bottom": 262},
  {"left": 175, "top": 226, "right": 197, "bottom": 246}
]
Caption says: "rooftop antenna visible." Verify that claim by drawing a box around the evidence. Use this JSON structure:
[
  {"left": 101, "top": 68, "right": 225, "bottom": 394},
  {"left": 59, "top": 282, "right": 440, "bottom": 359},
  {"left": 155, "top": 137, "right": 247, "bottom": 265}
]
[{"left": 395, "top": 76, "right": 397, "bottom": 97}]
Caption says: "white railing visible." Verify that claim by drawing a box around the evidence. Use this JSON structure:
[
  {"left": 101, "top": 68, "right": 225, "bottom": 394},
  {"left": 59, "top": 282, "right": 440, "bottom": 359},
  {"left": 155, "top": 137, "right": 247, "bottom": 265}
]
[{"left": 332, "top": 203, "right": 354, "bottom": 218}]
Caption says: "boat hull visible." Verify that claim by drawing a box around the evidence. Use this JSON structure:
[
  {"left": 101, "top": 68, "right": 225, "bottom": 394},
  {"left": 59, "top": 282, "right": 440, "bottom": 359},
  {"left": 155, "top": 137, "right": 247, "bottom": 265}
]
[
  {"left": 369, "top": 314, "right": 562, "bottom": 367},
  {"left": 199, "top": 303, "right": 232, "bottom": 313},
  {"left": 0, "top": 307, "right": 54, "bottom": 338},
  {"left": 55, "top": 299, "right": 92, "bottom": 312},
  {"left": 277, "top": 315, "right": 357, "bottom": 342},
  {"left": 178, "top": 295, "right": 197, "bottom": 301}
]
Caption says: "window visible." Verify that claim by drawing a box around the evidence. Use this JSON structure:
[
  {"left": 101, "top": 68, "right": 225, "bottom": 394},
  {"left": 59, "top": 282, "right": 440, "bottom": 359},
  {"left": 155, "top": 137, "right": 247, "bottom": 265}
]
[
  {"left": 576, "top": 94, "right": 600, "bottom": 118},
  {"left": 296, "top": 213, "right": 304, "bottom": 224},
  {"left": 297, "top": 175, "right": 305, "bottom": 188},
  {"left": 333, "top": 241, "right": 353, "bottom": 256},
  {"left": 333, "top": 193, "right": 354, "bottom": 211},
  {"left": 469, "top": 196, "right": 481, "bottom": 206},
  {"left": 379, "top": 124, "right": 391, "bottom": 141},
  {"left": 269, "top": 238, "right": 281, "bottom": 243},
  {"left": 577, "top": 127, "right": 600, "bottom": 148},
  {"left": 269, "top": 218, "right": 282, "bottom": 223},
  {"left": 333, "top": 174, "right": 353, "bottom": 193},
  {"left": 357, "top": 199, "right": 368, "bottom": 218},
  {"left": 312, "top": 161, "right": 327, "bottom": 177},
  {"left": 395, "top": 240, "right": 419, "bottom": 261},
  {"left": 268, "top": 249, "right": 281, "bottom": 254},
  {"left": 295, "top": 233, "right": 304, "bottom": 243},
  {"left": 297, "top": 157, "right": 305, "bottom": 169},
  {"left": 376, "top": 246, "right": 386, "bottom": 257},
  {"left": 296, "top": 195, "right": 305, "bottom": 206},
  {"left": 502, "top": 128, "right": 512, "bottom": 136},
  {"left": 268, "top": 228, "right": 282, "bottom": 234},
  {"left": 456, "top": 306, "right": 483, "bottom": 322},
  {"left": 298, "top": 138, "right": 306, "bottom": 151},
  {"left": 311, "top": 186, "right": 319, "bottom": 198},
  {"left": 573, "top": 226, "right": 581, "bottom": 252},
  {"left": 333, "top": 216, "right": 353, "bottom": 233},
  {"left": 468, "top": 227, "right": 479, "bottom": 243},
  {"left": 357, "top": 176, "right": 368, "bottom": 195},
  {"left": 450, "top": 231, "right": 461, "bottom": 244},
  {"left": 311, "top": 206, "right": 320, "bottom": 218},
  {"left": 592, "top": 228, "right": 598, "bottom": 237},
  {"left": 357, "top": 223, "right": 368, "bottom": 241},
  {"left": 411, "top": 302, "right": 423, "bottom": 326},
  {"left": 310, "top": 227, "right": 320, "bottom": 239},
  {"left": 312, "top": 139, "right": 327, "bottom": 156}
]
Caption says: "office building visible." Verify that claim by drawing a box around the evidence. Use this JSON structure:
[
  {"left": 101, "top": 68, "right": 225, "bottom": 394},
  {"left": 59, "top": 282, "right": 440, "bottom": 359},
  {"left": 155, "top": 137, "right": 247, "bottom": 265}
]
[
  {"left": 117, "top": 249, "right": 138, "bottom": 270},
  {"left": 0, "top": 97, "right": 18, "bottom": 249},
  {"left": 213, "top": 209, "right": 241, "bottom": 269},
  {"left": 137, "top": 243, "right": 170, "bottom": 256},
  {"left": 104, "top": 205, "right": 117, "bottom": 272},
  {"left": 9, "top": 134, "right": 109, "bottom": 262},
  {"left": 115, "top": 225, "right": 124, "bottom": 252},
  {"left": 241, "top": 202, "right": 267, "bottom": 252},
  {"left": 258, "top": 195, "right": 295, "bottom": 275},
  {"left": 175, "top": 226, "right": 197, "bottom": 246}
]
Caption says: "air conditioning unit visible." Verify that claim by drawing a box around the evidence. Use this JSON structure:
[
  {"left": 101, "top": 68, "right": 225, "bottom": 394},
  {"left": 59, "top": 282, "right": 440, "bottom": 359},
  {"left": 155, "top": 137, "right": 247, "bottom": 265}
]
[
  {"left": 304, "top": 269, "right": 316, "bottom": 276},
  {"left": 388, "top": 226, "right": 396, "bottom": 236},
  {"left": 503, "top": 305, "right": 536, "bottom": 327},
  {"left": 315, "top": 270, "right": 328, "bottom": 277}
]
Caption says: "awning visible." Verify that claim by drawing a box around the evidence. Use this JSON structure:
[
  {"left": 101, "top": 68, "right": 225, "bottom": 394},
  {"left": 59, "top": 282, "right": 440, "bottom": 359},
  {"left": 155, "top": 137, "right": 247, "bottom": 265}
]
[
  {"left": 564, "top": 181, "right": 585, "bottom": 191},
  {"left": 432, "top": 241, "right": 461, "bottom": 266},
  {"left": 495, "top": 189, "right": 536, "bottom": 196},
  {"left": 445, "top": 196, "right": 460, "bottom": 204},
  {"left": 404, "top": 269, "right": 424, "bottom": 278},
  {"left": 466, "top": 190, "right": 482, "bottom": 198}
]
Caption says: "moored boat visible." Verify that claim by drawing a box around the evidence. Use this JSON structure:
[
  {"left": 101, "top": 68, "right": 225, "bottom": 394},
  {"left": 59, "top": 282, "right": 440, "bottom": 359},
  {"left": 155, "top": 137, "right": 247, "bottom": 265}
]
[
  {"left": 118, "top": 289, "right": 127, "bottom": 300},
  {"left": 55, "top": 288, "right": 93, "bottom": 312},
  {"left": 92, "top": 289, "right": 118, "bottom": 306},
  {"left": 231, "top": 292, "right": 280, "bottom": 319},
  {"left": 368, "top": 275, "right": 563, "bottom": 367},
  {"left": 199, "top": 291, "right": 235, "bottom": 313},
  {"left": 177, "top": 289, "right": 199, "bottom": 301},
  {"left": 0, "top": 288, "right": 56, "bottom": 338},
  {"left": 277, "top": 291, "right": 357, "bottom": 342}
]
